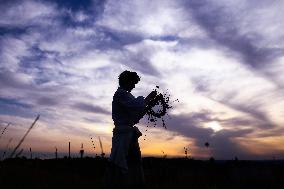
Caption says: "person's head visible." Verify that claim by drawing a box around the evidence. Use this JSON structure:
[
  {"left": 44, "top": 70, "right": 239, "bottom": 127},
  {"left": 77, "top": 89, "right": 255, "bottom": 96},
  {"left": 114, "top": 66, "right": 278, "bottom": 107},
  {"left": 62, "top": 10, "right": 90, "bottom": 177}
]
[{"left": 118, "top": 70, "right": 140, "bottom": 92}]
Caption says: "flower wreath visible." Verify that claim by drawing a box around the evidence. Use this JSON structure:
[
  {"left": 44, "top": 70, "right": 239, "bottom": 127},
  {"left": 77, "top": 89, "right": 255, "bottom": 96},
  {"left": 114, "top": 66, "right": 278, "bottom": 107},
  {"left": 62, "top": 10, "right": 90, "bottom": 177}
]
[{"left": 146, "top": 94, "right": 167, "bottom": 118}]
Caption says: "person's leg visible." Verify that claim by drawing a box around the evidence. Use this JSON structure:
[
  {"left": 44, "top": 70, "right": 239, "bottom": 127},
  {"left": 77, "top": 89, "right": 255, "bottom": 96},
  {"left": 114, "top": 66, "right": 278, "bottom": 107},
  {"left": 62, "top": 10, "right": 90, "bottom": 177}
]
[
  {"left": 127, "top": 139, "right": 145, "bottom": 189},
  {"left": 104, "top": 162, "right": 128, "bottom": 189}
]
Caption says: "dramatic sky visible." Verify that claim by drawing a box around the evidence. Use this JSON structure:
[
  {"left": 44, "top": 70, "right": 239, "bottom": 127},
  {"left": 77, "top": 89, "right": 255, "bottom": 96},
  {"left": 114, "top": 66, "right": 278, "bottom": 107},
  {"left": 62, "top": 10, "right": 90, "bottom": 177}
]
[{"left": 1, "top": 0, "right": 284, "bottom": 159}]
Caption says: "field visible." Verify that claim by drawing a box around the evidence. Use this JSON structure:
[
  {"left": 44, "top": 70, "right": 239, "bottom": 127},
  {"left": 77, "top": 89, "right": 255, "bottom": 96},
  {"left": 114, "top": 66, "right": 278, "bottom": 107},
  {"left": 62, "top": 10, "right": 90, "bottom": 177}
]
[{"left": 1, "top": 157, "right": 284, "bottom": 189}]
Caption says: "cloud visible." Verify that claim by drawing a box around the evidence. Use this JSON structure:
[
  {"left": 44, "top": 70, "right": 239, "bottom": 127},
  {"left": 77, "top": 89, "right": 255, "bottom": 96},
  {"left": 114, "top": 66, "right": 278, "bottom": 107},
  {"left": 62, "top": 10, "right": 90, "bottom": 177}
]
[
  {"left": 72, "top": 102, "right": 110, "bottom": 115},
  {"left": 0, "top": 36, "right": 31, "bottom": 71},
  {"left": 49, "top": 0, "right": 95, "bottom": 11},
  {"left": 205, "top": 95, "right": 278, "bottom": 129},
  {"left": 0, "top": 97, "right": 34, "bottom": 118},
  {"left": 182, "top": 0, "right": 284, "bottom": 69},
  {"left": 162, "top": 112, "right": 254, "bottom": 158},
  {"left": 0, "top": 97, "right": 31, "bottom": 109},
  {"left": 36, "top": 97, "right": 59, "bottom": 106},
  {"left": 0, "top": 0, "right": 58, "bottom": 28},
  {"left": 0, "top": 70, "right": 34, "bottom": 90},
  {"left": 98, "top": 0, "right": 198, "bottom": 37}
]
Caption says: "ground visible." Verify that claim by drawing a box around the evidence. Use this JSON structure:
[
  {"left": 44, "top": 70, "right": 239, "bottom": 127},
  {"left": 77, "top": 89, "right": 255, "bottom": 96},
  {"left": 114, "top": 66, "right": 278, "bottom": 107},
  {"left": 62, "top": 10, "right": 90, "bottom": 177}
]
[{"left": 1, "top": 157, "right": 284, "bottom": 189}]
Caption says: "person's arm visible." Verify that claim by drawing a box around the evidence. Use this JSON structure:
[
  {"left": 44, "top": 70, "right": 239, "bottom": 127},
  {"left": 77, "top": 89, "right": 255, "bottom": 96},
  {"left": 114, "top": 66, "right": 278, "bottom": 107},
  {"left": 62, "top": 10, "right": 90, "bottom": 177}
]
[
  {"left": 135, "top": 92, "right": 161, "bottom": 122},
  {"left": 118, "top": 91, "right": 145, "bottom": 110}
]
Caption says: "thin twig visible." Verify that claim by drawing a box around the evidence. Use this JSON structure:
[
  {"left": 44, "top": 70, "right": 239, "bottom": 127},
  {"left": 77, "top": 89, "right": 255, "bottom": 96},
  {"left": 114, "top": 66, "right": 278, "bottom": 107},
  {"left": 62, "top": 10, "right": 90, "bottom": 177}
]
[
  {"left": 9, "top": 115, "right": 40, "bottom": 158},
  {"left": 0, "top": 123, "right": 11, "bottom": 140}
]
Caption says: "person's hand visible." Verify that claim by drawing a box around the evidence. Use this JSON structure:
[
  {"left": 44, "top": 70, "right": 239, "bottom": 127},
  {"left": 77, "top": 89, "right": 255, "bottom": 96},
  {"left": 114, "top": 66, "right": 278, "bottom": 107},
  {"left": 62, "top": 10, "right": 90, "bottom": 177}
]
[
  {"left": 157, "top": 93, "right": 163, "bottom": 99},
  {"left": 145, "top": 90, "right": 157, "bottom": 105},
  {"left": 151, "top": 93, "right": 163, "bottom": 103},
  {"left": 148, "top": 91, "right": 157, "bottom": 99}
]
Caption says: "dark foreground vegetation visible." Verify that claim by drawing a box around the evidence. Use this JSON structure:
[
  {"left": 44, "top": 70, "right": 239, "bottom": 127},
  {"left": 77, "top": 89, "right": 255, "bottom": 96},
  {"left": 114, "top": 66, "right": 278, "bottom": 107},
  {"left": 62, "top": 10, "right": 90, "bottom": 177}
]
[{"left": 1, "top": 157, "right": 284, "bottom": 189}]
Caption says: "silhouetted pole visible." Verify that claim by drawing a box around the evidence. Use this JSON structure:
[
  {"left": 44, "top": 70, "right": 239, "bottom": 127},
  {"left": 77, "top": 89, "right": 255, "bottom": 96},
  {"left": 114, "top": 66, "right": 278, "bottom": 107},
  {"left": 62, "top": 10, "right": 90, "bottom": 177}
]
[
  {"left": 30, "top": 147, "right": 32, "bottom": 159},
  {"left": 68, "top": 141, "right": 71, "bottom": 159},
  {"left": 99, "top": 137, "right": 105, "bottom": 158},
  {"left": 9, "top": 115, "right": 40, "bottom": 158},
  {"left": 80, "top": 143, "right": 84, "bottom": 158},
  {"left": 55, "top": 147, "right": 58, "bottom": 159}
]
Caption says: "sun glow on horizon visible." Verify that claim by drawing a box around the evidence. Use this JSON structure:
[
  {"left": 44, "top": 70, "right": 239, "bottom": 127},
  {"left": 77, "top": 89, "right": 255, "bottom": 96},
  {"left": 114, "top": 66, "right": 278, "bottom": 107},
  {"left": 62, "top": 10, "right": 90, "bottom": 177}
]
[{"left": 205, "top": 121, "right": 223, "bottom": 132}]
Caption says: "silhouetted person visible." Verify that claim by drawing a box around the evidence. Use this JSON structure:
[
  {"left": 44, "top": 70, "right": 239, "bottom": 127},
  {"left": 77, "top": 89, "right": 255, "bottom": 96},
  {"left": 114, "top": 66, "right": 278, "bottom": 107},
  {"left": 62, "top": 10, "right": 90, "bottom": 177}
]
[{"left": 105, "top": 70, "right": 157, "bottom": 189}]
